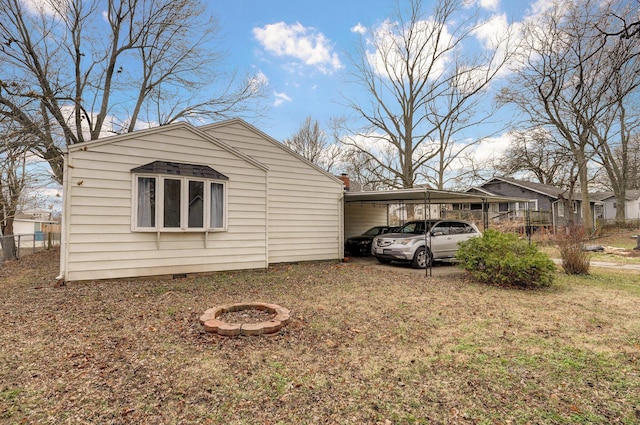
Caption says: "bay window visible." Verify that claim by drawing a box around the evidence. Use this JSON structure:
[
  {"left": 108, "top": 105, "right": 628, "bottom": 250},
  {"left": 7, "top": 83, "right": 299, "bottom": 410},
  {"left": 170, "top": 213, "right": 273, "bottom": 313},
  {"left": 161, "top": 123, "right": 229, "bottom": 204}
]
[{"left": 131, "top": 161, "right": 228, "bottom": 231}]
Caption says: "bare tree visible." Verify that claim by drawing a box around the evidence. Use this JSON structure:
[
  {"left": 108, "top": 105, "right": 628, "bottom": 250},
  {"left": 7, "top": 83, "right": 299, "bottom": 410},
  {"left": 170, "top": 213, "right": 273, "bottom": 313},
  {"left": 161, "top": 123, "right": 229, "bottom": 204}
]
[
  {"left": 0, "top": 121, "right": 29, "bottom": 261},
  {"left": 594, "top": 132, "right": 640, "bottom": 192},
  {"left": 341, "top": 0, "right": 513, "bottom": 190},
  {"left": 587, "top": 34, "right": 640, "bottom": 221},
  {"left": 623, "top": 134, "right": 640, "bottom": 190},
  {"left": 339, "top": 148, "right": 385, "bottom": 191},
  {"left": 0, "top": 0, "right": 265, "bottom": 183},
  {"left": 499, "top": 0, "right": 640, "bottom": 231},
  {"left": 502, "top": 0, "right": 640, "bottom": 230},
  {"left": 600, "top": 0, "right": 640, "bottom": 39},
  {"left": 494, "top": 129, "right": 575, "bottom": 186},
  {"left": 283, "top": 116, "right": 340, "bottom": 172}
]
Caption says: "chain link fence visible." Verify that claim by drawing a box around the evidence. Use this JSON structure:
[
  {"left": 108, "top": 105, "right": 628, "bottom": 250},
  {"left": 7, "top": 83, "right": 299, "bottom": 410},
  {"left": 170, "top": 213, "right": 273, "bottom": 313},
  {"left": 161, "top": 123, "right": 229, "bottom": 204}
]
[{"left": 0, "top": 232, "right": 61, "bottom": 262}]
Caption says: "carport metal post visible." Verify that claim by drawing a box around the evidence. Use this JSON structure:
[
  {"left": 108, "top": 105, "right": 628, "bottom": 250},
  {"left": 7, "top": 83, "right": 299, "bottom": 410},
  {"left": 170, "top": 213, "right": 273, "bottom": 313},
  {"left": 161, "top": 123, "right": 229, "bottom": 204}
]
[
  {"left": 424, "top": 189, "right": 432, "bottom": 277},
  {"left": 482, "top": 198, "right": 489, "bottom": 231},
  {"left": 526, "top": 204, "right": 532, "bottom": 244}
]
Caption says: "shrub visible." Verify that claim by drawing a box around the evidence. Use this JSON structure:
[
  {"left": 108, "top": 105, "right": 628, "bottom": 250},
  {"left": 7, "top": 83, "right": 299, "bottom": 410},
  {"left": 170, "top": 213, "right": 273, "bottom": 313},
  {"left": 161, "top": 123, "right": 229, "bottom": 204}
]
[
  {"left": 456, "top": 229, "right": 556, "bottom": 289},
  {"left": 556, "top": 226, "right": 590, "bottom": 275}
]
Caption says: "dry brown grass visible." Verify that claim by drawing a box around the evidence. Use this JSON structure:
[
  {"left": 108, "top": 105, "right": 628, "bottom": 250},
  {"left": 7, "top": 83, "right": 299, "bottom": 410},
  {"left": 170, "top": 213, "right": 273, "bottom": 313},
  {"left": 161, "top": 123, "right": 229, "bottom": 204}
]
[
  {"left": 1, "top": 248, "right": 639, "bottom": 424},
  {"left": 534, "top": 227, "right": 640, "bottom": 266}
]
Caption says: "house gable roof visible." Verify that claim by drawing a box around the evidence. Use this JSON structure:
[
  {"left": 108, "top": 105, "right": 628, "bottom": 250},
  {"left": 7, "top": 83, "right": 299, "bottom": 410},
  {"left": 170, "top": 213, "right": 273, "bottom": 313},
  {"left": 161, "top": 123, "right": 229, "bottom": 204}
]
[
  {"left": 466, "top": 186, "right": 497, "bottom": 196},
  {"left": 591, "top": 192, "right": 615, "bottom": 201},
  {"left": 482, "top": 176, "right": 566, "bottom": 198},
  {"left": 591, "top": 190, "right": 640, "bottom": 202},
  {"left": 200, "top": 118, "right": 344, "bottom": 186},
  {"left": 66, "top": 121, "right": 269, "bottom": 172}
]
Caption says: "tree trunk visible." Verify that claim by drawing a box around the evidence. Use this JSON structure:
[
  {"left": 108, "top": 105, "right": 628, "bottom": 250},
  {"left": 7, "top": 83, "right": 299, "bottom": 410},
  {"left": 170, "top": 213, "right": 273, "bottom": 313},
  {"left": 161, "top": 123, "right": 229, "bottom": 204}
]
[
  {"left": 1, "top": 217, "right": 17, "bottom": 261},
  {"left": 576, "top": 151, "right": 593, "bottom": 234},
  {"left": 615, "top": 192, "right": 627, "bottom": 223},
  {"left": 579, "top": 173, "right": 593, "bottom": 234},
  {"left": 1, "top": 235, "right": 17, "bottom": 262}
]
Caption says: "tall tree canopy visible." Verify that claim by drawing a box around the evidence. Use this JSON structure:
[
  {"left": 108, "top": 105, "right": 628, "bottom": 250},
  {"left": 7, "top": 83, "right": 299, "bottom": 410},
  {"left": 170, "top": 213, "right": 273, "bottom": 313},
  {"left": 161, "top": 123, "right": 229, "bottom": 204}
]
[
  {"left": 341, "top": 0, "right": 513, "bottom": 190},
  {"left": 493, "top": 129, "right": 575, "bottom": 187},
  {"left": 501, "top": 0, "right": 640, "bottom": 228},
  {"left": 0, "top": 0, "right": 265, "bottom": 183},
  {"left": 284, "top": 116, "right": 340, "bottom": 173}
]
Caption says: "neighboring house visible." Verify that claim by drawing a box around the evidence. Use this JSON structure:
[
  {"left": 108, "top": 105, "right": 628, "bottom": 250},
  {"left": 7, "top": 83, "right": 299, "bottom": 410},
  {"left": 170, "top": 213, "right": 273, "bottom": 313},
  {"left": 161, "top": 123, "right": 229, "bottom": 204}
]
[
  {"left": 389, "top": 203, "right": 443, "bottom": 225},
  {"left": 11, "top": 209, "right": 58, "bottom": 238},
  {"left": 59, "top": 119, "right": 344, "bottom": 282},
  {"left": 467, "top": 176, "right": 602, "bottom": 228},
  {"left": 591, "top": 190, "right": 640, "bottom": 222}
]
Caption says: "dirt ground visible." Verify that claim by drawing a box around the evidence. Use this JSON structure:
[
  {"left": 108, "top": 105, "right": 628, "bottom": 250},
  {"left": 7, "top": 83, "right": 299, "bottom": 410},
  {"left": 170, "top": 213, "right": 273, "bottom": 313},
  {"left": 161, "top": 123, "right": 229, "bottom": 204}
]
[{"left": 1, "top": 248, "right": 639, "bottom": 424}]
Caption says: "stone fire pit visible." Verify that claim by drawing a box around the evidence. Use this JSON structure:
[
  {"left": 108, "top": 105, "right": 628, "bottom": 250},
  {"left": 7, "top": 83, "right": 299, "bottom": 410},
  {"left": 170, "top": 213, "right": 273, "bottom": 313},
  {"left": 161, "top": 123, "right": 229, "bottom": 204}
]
[{"left": 200, "top": 302, "right": 290, "bottom": 336}]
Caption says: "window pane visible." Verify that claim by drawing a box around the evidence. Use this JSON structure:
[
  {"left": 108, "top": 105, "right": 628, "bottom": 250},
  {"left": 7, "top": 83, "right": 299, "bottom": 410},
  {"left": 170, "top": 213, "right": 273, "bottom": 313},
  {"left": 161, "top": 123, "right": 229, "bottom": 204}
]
[
  {"left": 210, "top": 183, "right": 224, "bottom": 228},
  {"left": 163, "top": 179, "right": 181, "bottom": 228},
  {"left": 137, "top": 177, "right": 155, "bottom": 227},
  {"left": 188, "top": 180, "right": 204, "bottom": 228}
]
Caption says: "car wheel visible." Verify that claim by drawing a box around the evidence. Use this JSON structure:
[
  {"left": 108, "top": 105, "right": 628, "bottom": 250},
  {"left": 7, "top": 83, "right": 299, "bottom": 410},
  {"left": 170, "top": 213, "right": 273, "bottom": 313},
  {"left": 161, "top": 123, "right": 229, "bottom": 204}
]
[
  {"left": 376, "top": 257, "right": 392, "bottom": 264},
  {"left": 411, "top": 247, "right": 433, "bottom": 269}
]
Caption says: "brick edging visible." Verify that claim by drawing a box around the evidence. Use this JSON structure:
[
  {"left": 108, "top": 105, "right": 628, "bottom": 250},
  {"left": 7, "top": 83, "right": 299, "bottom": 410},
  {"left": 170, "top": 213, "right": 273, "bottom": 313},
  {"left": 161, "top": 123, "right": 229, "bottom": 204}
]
[{"left": 200, "top": 302, "right": 290, "bottom": 336}]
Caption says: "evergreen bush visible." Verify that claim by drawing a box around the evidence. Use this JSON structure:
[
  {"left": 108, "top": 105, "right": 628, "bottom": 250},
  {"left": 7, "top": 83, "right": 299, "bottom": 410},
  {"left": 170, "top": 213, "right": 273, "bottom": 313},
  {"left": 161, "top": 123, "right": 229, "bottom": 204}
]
[{"left": 456, "top": 229, "right": 556, "bottom": 289}]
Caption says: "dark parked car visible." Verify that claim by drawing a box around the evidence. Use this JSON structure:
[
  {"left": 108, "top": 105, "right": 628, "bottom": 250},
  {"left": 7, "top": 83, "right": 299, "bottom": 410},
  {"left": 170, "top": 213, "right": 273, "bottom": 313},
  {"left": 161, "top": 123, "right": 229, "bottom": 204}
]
[{"left": 344, "top": 226, "right": 395, "bottom": 256}]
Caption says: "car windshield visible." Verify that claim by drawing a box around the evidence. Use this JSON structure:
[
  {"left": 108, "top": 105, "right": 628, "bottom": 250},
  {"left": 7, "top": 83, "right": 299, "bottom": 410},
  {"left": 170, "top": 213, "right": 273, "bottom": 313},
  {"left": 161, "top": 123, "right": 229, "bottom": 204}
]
[
  {"left": 396, "top": 221, "right": 436, "bottom": 234},
  {"left": 363, "top": 227, "right": 385, "bottom": 236}
]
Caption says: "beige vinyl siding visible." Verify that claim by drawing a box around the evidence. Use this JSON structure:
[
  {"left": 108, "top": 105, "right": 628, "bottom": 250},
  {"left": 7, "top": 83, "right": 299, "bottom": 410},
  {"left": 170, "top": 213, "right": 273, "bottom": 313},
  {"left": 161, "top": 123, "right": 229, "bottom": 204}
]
[
  {"left": 202, "top": 120, "right": 344, "bottom": 264},
  {"left": 63, "top": 124, "right": 268, "bottom": 281},
  {"left": 345, "top": 203, "right": 389, "bottom": 238}
]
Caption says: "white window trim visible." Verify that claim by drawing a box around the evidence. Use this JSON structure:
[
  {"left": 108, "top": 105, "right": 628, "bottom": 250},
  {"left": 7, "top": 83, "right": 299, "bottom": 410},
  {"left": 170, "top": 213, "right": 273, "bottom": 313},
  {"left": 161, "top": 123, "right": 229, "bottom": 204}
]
[
  {"left": 557, "top": 201, "right": 564, "bottom": 217},
  {"left": 132, "top": 174, "right": 228, "bottom": 232}
]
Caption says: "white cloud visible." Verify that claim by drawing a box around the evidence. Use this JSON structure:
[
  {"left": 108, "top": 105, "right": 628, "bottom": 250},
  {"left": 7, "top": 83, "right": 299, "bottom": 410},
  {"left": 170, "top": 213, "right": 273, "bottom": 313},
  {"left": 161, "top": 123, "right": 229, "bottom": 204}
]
[
  {"left": 351, "top": 23, "right": 367, "bottom": 34},
  {"left": 474, "top": 13, "right": 510, "bottom": 49},
  {"left": 21, "top": 0, "right": 57, "bottom": 15},
  {"left": 469, "top": 133, "right": 513, "bottom": 163},
  {"left": 249, "top": 70, "right": 269, "bottom": 94},
  {"left": 463, "top": 0, "right": 500, "bottom": 11},
  {"left": 472, "top": 12, "right": 522, "bottom": 78},
  {"left": 58, "top": 105, "right": 160, "bottom": 139},
  {"left": 253, "top": 22, "right": 343, "bottom": 74},
  {"left": 480, "top": 0, "right": 500, "bottom": 12},
  {"left": 440, "top": 133, "right": 514, "bottom": 178},
  {"left": 528, "top": 0, "right": 557, "bottom": 16},
  {"left": 273, "top": 91, "right": 292, "bottom": 106},
  {"left": 57, "top": 105, "right": 116, "bottom": 139},
  {"left": 366, "top": 18, "right": 454, "bottom": 81},
  {"left": 340, "top": 131, "right": 408, "bottom": 166}
]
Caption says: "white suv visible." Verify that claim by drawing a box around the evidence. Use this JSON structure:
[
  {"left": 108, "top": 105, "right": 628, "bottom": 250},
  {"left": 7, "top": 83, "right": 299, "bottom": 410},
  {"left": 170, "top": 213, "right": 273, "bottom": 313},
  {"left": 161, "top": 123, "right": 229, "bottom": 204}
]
[{"left": 372, "top": 219, "right": 481, "bottom": 268}]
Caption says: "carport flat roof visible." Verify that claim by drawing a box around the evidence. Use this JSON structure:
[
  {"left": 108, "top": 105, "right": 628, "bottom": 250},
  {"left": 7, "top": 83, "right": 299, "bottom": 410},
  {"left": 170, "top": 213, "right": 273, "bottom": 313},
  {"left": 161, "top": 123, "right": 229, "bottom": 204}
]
[{"left": 344, "top": 188, "right": 528, "bottom": 204}]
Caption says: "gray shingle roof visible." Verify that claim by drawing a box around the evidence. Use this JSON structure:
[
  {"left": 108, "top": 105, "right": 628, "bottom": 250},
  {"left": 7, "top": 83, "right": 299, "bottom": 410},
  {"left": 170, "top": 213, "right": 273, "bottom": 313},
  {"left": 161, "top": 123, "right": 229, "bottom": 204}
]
[
  {"left": 486, "top": 176, "right": 566, "bottom": 198},
  {"left": 131, "top": 161, "right": 229, "bottom": 180},
  {"left": 591, "top": 190, "right": 640, "bottom": 201}
]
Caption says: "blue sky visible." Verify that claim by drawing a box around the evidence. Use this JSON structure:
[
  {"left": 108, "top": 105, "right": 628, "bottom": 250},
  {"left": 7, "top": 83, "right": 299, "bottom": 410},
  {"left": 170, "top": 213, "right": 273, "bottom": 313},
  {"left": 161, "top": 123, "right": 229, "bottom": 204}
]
[
  {"left": 208, "top": 0, "right": 545, "bottom": 143},
  {"left": 32, "top": 0, "right": 556, "bottom": 211}
]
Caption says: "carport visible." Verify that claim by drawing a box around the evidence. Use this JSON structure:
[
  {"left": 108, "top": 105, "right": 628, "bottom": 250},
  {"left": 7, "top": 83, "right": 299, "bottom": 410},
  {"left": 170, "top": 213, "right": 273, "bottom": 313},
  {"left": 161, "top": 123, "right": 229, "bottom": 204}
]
[{"left": 344, "top": 187, "right": 528, "bottom": 276}]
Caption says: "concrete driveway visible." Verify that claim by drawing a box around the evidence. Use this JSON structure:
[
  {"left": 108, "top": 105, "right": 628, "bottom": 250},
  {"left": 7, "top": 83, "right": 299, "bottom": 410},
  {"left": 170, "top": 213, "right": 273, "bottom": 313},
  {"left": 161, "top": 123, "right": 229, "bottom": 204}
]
[
  {"left": 553, "top": 258, "right": 640, "bottom": 271},
  {"left": 346, "top": 255, "right": 466, "bottom": 277}
]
